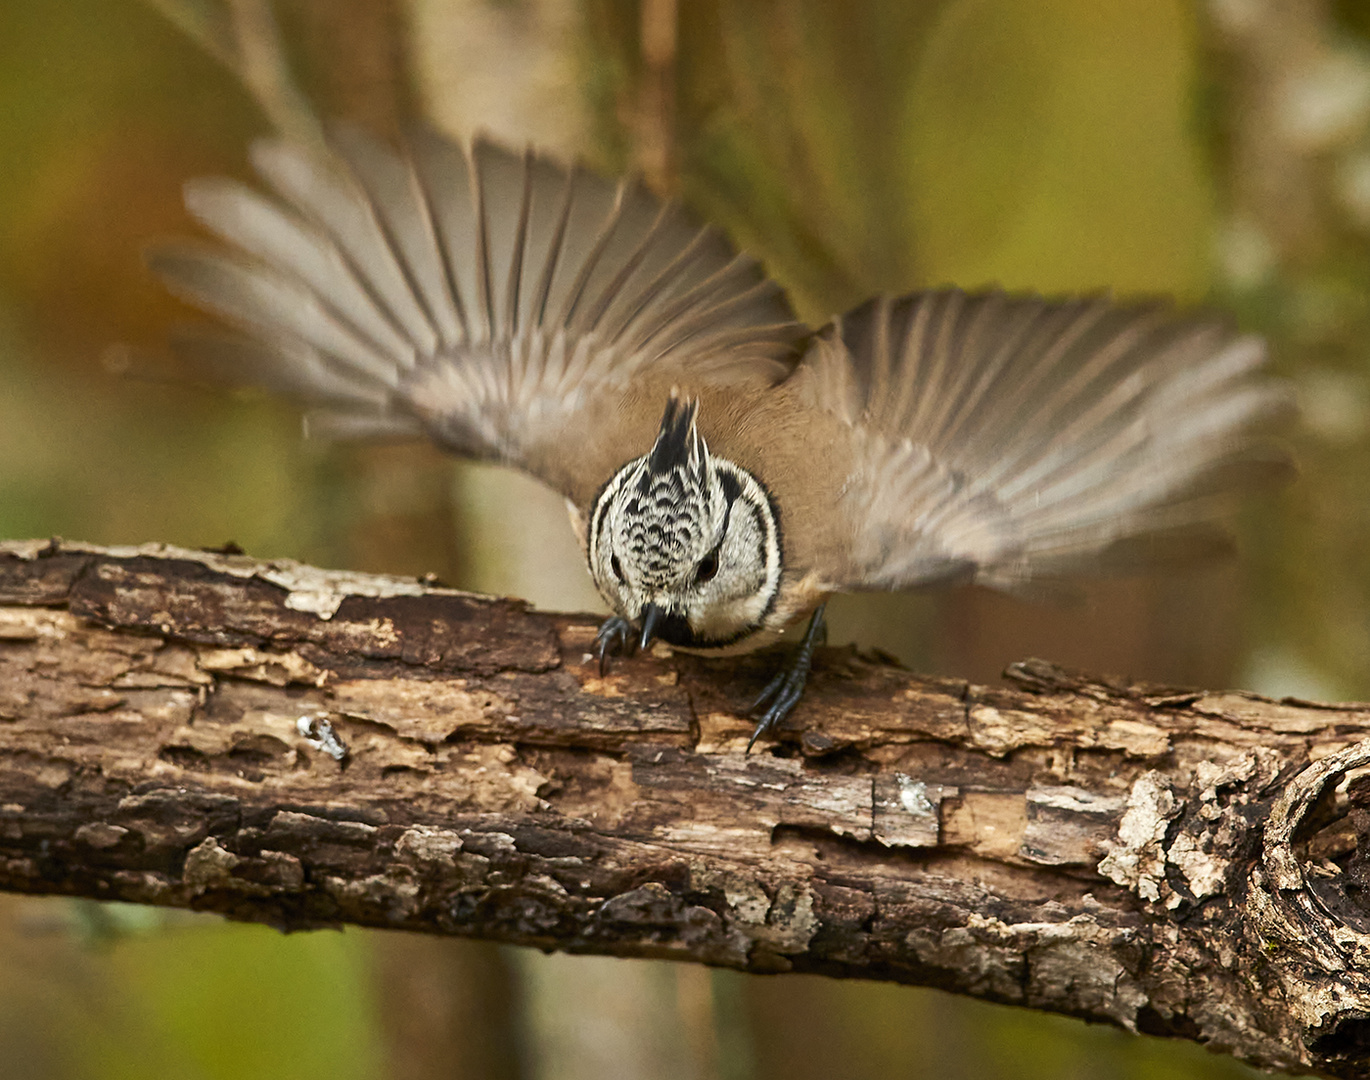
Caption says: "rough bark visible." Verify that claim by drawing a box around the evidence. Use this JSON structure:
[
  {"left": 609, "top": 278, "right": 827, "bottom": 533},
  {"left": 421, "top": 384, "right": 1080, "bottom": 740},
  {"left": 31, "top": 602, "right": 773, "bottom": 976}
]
[{"left": 1, "top": 539, "right": 1369, "bottom": 1075}]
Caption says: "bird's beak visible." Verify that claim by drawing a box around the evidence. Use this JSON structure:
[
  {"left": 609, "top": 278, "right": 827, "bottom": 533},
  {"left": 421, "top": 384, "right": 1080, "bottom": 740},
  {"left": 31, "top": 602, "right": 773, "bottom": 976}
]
[{"left": 637, "top": 603, "right": 664, "bottom": 652}]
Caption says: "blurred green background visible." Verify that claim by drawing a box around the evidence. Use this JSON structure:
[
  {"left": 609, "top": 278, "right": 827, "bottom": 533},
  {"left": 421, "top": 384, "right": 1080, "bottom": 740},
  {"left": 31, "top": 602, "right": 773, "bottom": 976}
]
[{"left": 1, "top": 0, "right": 1366, "bottom": 1076}]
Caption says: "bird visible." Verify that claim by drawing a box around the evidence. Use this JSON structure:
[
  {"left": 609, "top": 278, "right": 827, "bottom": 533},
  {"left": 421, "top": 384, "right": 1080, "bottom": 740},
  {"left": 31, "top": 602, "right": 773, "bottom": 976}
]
[{"left": 147, "top": 124, "right": 1294, "bottom": 750}]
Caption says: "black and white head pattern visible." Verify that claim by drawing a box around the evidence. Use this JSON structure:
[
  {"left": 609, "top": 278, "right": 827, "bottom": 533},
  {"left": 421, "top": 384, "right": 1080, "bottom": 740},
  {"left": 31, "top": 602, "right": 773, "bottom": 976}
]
[{"left": 588, "top": 397, "right": 782, "bottom": 649}]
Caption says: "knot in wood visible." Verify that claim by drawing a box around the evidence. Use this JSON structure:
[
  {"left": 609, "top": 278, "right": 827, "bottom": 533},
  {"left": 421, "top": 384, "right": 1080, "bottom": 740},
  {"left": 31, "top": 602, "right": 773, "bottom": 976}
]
[{"left": 1249, "top": 738, "right": 1370, "bottom": 1063}]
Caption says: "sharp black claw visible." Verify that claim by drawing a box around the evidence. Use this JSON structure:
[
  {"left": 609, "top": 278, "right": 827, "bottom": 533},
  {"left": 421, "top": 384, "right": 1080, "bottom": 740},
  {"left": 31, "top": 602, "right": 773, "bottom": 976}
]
[
  {"left": 747, "top": 668, "right": 788, "bottom": 714},
  {"left": 745, "top": 605, "right": 827, "bottom": 753},
  {"left": 594, "top": 616, "right": 636, "bottom": 675}
]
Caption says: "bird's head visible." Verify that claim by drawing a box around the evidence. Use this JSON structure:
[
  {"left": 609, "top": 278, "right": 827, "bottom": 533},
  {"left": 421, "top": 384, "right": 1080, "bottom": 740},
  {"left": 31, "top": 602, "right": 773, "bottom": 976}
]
[{"left": 587, "top": 396, "right": 782, "bottom": 650}]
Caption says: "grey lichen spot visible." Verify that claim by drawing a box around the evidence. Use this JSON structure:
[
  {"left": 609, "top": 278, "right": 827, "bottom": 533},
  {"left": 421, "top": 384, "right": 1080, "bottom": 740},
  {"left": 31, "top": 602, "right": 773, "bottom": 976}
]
[
  {"left": 257, "top": 851, "right": 305, "bottom": 891},
  {"left": 754, "top": 881, "right": 818, "bottom": 958},
  {"left": 597, "top": 882, "right": 681, "bottom": 925},
  {"left": 182, "top": 836, "right": 241, "bottom": 891},
  {"left": 1026, "top": 920, "right": 1148, "bottom": 1028},
  {"left": 915, "top": 912, "right": 1145, "bottom": 1028},
  {"left": 73, "top": 823, "right": 129, "bottom": 849},
  {"left": 905, "top": 919, "right": 1025, "bottom": 1002},
  {"left": 265, "top": 810, "right": 377, "bottom": 845},
  {"left": 459, "top": 830, "right": 518, "bottom": 858},
  {"left": 0, "top": 805, "right": 22, "bottom": 841},
  {"left": 1097, "top": 770, "right": 1181, "bottom": 902},
  {"left": 394, "top": 825, "right": 464, "bottom": 867},
  {"left": 724, "top": 876, "right": 771, "bottom": 926},
  {"left": 296, "top": 714, "right": 349, "bottom": 761},
  {"left": 324, "top": 871, "right": 421, "bottom": 921}
]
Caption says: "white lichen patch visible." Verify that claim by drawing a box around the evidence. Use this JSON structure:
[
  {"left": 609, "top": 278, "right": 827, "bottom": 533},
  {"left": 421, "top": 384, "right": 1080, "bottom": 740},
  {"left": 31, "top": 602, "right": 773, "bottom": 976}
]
[
  {"left": 2, "top": 540, "right": 478, "bottom": 621},
  {"left": 0, "top": 539, "right": 57, "bottom": 560},
  {"left": 272, "top": 565, "right": 430, "bottom": 618},
  {"left": 1167, "top": 830, "right": 1227, "bottom": 899},
  {"left": 896, "top": 776, "right": 934, "bottom": 816},
  {"left": 1097, "top": 770, "right": 1180, "bottom": 902},
  {"left": 296, "top": 714, "right": 349, "bottom": 761},
  {"left": 872, "top": 776, "right": 955, "bottom": 849}
]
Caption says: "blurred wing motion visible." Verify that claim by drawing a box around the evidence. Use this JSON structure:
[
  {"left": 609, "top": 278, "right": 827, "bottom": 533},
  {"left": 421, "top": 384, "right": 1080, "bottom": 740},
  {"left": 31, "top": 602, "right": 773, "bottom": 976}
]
[
  {"left": 795, "top": 290, "right": 1294, "bottom": 594},
  {"left": 148, "top": 126, "right": 803, "bottom": 501}
]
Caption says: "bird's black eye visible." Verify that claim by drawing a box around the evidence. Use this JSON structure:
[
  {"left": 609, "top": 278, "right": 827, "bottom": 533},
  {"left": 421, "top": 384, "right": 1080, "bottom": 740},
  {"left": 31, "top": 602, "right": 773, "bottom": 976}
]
[
  {"left": 694, "top": 549, "right": 719, "bottom": 584},
  {"left": 610, "top": 554, "right": 624, "bottom": 583}
]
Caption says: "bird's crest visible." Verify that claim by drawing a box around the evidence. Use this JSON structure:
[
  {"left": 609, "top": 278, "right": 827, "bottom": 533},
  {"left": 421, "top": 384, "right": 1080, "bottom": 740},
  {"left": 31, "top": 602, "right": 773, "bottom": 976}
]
[{"left": 648, "top": 393, "right": 707, "bottom": 478}]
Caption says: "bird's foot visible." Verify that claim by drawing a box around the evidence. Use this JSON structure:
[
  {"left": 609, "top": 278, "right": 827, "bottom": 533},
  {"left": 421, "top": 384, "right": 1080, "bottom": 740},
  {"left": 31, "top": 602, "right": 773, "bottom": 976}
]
[
  {"left": 746, "top": 605, "right": 827, "bottom": 753},
  {"left": 594, "top": 615, "right": 637, "bottom": 675}
]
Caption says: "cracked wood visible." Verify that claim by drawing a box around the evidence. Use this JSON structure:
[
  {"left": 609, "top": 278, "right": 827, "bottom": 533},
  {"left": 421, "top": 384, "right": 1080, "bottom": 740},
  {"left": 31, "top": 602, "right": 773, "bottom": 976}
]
[{"left": 2, "top": 539, "right": 1370, "bottom": 1077}]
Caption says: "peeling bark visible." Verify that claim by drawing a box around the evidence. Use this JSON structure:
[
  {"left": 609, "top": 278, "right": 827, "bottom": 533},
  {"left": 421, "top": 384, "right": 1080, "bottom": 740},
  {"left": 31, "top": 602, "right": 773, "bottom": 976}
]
[{"left": 2, "top": 540, "right": 1370, "bottom": 1075}]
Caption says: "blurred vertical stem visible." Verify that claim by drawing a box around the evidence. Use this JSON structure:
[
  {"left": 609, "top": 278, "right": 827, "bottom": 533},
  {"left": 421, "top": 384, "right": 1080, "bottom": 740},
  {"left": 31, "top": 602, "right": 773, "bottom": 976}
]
[
  {"left": 144, "top": 0, "right": 417, "bottom": 141},
  {"left": 139, "top": 0, "right": 322, "bottom": 143},
  {"left": 1203, "top": 0, "right": 1370, "bottom": 698},
  {"left": 637, "top": 0, "right": 678, "bottom": 190},
  {"left": 274, "top": 0, "right": 418, "bottom": 140},
  {"left": 582, "top": 0, "right": 953, "bottom": 317},
  {"left": 139, "top": 5, "right": 485, "bottom": 1079},
  {"left": 146, "top": 0, "right": 462, "bottom": 587}
]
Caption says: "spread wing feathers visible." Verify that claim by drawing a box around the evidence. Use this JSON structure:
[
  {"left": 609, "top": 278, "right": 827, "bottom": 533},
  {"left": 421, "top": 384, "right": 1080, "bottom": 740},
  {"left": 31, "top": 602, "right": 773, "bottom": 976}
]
[
  {"left": 796, "top": 289, "right": 1294, "bottom": 593},
  {"left": 148, "top": 125, "right": 803, "bottom": 492}
]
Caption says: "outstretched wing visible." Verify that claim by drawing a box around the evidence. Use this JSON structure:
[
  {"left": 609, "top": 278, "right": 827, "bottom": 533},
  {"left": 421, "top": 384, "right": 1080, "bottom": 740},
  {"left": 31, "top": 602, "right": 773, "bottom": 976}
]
[
  {"left": 149, "top": 125, "right": 805, "bottom": 504},
  {"left": 792, "top": 289, "right": 1294, "bottom": 594}
]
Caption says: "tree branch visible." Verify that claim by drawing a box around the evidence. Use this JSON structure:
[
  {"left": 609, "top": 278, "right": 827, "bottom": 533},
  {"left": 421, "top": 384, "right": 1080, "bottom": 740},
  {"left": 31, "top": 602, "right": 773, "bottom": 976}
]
[{"left": 2, "top": 539, "right": 1368, "bottom": 1075}]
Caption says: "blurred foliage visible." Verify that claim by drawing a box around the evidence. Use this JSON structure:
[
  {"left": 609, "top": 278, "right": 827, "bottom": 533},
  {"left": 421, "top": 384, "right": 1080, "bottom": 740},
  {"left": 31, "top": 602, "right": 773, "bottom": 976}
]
[
  {"left": 70, "top": 919, "right": 382, "bottom": 1080},
  {"left": 0, "top": 894, "right": 382, "bottom": 1080},
  {"left": 0, "top": 0, "right": 1357, "bottom": 1078},
  {"left": 734, "top": 969, "right": 1262, "bottom": 1080},
  {"left": 1200, "top": 2, "right": 1370, "bottom": 703},
  {"left": 584, "top": 0, "right": 1212, "bottom": 320}
]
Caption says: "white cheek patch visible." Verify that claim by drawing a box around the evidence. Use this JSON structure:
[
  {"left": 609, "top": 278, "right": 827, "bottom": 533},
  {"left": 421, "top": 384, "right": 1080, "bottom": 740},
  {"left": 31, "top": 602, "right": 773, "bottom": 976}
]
[{"left": 586, "top": 458, "right": 647, "bottom": 616}]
